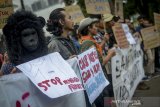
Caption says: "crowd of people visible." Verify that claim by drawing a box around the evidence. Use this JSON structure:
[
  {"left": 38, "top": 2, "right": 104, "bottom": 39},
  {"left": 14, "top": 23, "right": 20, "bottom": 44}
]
[{"left": 0, "top": 7, "right": 160, "bottom": 107}]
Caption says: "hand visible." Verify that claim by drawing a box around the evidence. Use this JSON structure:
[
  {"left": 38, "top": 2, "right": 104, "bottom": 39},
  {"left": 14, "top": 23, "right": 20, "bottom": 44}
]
[
  {"left": 103, "top": 33, "right": 109, "bottom": 42},
  {"left": 69, "top": 55, "right": 77, "bottom": 59},
  {"left": 108, "top": 48, "right": 116, "bottom": 57},
  {"left": 103, "top": 48, "right": 116, "bottom": 65}
]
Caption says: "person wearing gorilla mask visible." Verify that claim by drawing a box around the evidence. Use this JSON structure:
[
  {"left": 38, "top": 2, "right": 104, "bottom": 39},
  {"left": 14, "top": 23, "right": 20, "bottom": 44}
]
[{"left": 3, "top": 10, "right": 47, "bottom": 66}]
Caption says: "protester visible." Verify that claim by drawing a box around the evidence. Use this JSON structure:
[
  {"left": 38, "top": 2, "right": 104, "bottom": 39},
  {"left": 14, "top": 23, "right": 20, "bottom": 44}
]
[
  {"left": 136, "top": 15, "right": 155, "bottom": 77},
  {"left": 0, "top": 53, "right": 3, "bottom": 69},
  {"left": 0, "top": 52, "right": 16, "bottom": 76},
  {"left": 89, "top": 14, "right": 109, "bottom": 56},
  {"left": 47, "top": 8, "right": 78, "bottom": 60},
  {"left": 78, "top": 17, "right": 116, "bottom": 107},
  {"left": 134, "top": 15, "right": 156, "bottom": 90},
  {"left": 79, "top": 17, "right": 115, "bottom": 65},
  {"left": 103, "top": 14, "right": 117, "bottom": 49},
  {"left": 2, "top": 10, "right": 47, "bottom": 66}
]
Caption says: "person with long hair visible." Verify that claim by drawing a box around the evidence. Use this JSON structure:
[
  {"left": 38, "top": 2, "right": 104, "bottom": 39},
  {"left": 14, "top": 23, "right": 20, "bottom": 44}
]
[{"left": 47, "top": 8, "right": 78, "bottom": 60}]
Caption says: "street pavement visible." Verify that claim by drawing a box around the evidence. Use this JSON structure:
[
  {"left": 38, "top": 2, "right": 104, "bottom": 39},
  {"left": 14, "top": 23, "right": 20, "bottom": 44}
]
[{"left": 130, "top": 75, "right": 160, "bottom": 107}]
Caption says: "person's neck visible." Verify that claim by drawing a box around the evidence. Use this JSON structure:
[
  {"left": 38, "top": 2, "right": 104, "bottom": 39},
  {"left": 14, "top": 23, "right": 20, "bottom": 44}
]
[
  {"left": 98, "top": 28, "right": 104, "bottom": 32},
  {"left": 61, "top": 29, "right": 70, "bottom": 38},
  {"left": 88, "top": 33, "right": 94, "bottom": 37}
]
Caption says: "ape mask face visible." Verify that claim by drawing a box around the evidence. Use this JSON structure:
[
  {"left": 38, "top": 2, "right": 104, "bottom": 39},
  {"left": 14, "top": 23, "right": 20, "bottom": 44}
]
[
  {"left": 21, "top": 28, "right": 39, "bottom": 52},
  {"left": 3, "top": 10, "right": 47, "bottom": 65}
]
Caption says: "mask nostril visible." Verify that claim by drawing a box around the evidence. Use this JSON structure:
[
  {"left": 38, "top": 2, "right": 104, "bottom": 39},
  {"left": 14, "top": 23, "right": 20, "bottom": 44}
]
[{"left": 30, "top": 39, "right": 34, "bottom": 42}]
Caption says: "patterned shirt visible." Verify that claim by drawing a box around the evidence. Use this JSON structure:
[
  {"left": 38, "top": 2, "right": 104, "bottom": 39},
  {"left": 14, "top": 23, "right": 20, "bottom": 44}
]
[{"left": 1, "top": 63, "right": 14, "bottom": 75}]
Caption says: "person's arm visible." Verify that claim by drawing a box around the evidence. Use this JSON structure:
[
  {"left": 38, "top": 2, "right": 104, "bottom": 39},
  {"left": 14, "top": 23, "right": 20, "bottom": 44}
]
[
  {"left": 11, "top": 67, "right": 17, "bottom": 74},
  {"left": 0, "top": 70, "right": 3, "bottom": 76},
  {"left": 100, "top": 33, "right": 109, "bottom": 48},
  {"left": 103, "top": 48, "right": 116, "bottom": 65}
]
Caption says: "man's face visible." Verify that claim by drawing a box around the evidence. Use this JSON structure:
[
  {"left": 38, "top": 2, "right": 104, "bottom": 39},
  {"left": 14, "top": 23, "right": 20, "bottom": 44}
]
[
  {"left": 138, "top": 18, "right": 144, "bottom": 26},
  {"left": 96, "top": 19, "right": 104, "bottom": 29},
  {"left": 62, "top": 11, "right": 74, "bottom": 31},
  {"left": 21, "top": 28, "right": 39, "bottom": 52},
  {"left": 89, "top": 23, "right": 98, "bottom": 35}
]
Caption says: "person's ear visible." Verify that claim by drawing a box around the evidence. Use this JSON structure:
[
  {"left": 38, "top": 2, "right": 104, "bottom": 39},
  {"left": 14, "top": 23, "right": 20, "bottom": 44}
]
[
  {"left": 88, "top": 26, "right": 92, "bottom": 31},
  {"left": 59, "top": 19, "right": 65, "bottom": 26}
]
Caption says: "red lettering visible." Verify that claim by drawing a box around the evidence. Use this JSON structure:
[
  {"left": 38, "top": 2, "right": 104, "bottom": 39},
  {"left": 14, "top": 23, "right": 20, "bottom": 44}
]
[
  {"left": 93, "top": 51, "right": 98, "bottom": 59},
  {"left": 16, "top": 101, "right": 21, "bottom": 107},
  {"left": 79, "top": 59, "right": 84, "bottom": 70},
  {"left": 16, "top": 92, "right": 31, "bottom": 107},
  {"left": 82, "top": 70, "right": 91, "bottom": 83},
  {"left": 93, "top": 63, "right": 100, "bottom": 73},
  {"left": 51, "top": 79, "right": 57, "bottom": 85},
  {"left": 42, "top": 80, "right": 50, "bottom": 87},
  {"left": 38, "top": 82, "right": 48, "bottom": 91},
  {"left": 22, "top": 92, "right": 30, "bottom": 100},
  {"left": 74, "top": 77, "right": 79, "bottom": 82},
  {"left": 79, "top": 55, "right": 89, "bottom": 70},
  {"left": 68, "top": 84, "right": 83, "bottom": 92},
  {"left": 55, "top": 77, "right": 63, "bottom": 85},
  {"left": 90, "top": 68, "right": 94, "bottom": 76},
  {"left": 63, "top": 77, "right": 80, "bottom": 84},
  {"left": 88, "top": 51, "right": 98, "bottom": 63}
]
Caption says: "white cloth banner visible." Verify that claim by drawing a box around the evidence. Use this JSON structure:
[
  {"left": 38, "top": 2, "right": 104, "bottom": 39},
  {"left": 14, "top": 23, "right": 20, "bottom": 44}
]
[
  {"left": 77, "top": 47, "right": 109, "bottom": 104},
  {"left": 17, "top": 52, "right": 83, "bottom": 98},
  {"left": 0, "top": 58, "right": 86, "bottom": 107},
  {"left": 122, "top": 24, "right": 136, "bottom": 44},
  {"left": 111, "top": 44, "right": 145, "bottom": 107}
]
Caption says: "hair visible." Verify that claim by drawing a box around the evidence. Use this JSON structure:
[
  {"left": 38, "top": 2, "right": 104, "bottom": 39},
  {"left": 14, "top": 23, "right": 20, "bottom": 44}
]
[
  {"left": 137, "top": 15, "right": 148, "bottom": 21},
  {"left": 80, "top": 23, "right": 94, "bottom": 36},
  {"left": 113, "top": 16, "right": 120, "bottom": 22},
  {"left": 3, "top": 10, "right": 47, "bottom": 65},
  {"left": 46, "top": 8, "right": 65, "bottom": 36}
]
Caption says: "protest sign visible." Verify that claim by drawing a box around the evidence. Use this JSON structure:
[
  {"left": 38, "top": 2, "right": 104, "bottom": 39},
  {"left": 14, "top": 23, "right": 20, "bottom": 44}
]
[
  {"left": 0, "top": 0, "right": 13, "bottom": 29},
  {"left": 17, "top": 52, "right": 83, "bottom": 98},
  {"left": 114, "top": 0, "right": 124, "bottom": 20},
  {"left": 154, "top": 13, "right": 160, "bottom": 32},
  {"left": 78, "top": 47, "right": 109, "bottom": 104},
  {"left": 64, "top": 5, "right": 84, "bottom": 23},
  {"left": 111, "top": 44, "right": 144, "bottom": 107},
  {"left": 0, "top": 58, "right": 86, "bottom": 107},
  {"left": 85, "top": 0, "right": 111, "bottom": 14},
  {"left": 140, "top": 26, "right": 160, "bottom": 49},
  {"left": 112, "top": 24, "right": 129, "bottom": 48}
]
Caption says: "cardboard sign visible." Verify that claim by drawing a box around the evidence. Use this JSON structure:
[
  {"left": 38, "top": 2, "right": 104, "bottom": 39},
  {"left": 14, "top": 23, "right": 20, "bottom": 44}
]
[
  {"left": 140, "top": 26, "right": 160, "bottom": 49},
  {"left": 114, "top": 0, "right": 124, "bottom": 20},
  {"left": 78, "top": 47, "right": 109, "bottom": 104},
  {"left": 154, "top": 13, "right": 160, "bottom": 32},
  {"left": 17, "top": 52, "right": 83, "bottom": 98},
  {"left": 111, "top": 44, "right": 144, "bottom": 107},
  {"left": 112, "top": 24, "right": 129, "bottom": 48},
  {"left": 85, "top": 0, "right": 111, "bottom": 14},
  {"left": 64, "top": 5, "right": 84, "bottom": 23},
  {"left": 0, "top": 0, "right": 13, "bottom": 29}
]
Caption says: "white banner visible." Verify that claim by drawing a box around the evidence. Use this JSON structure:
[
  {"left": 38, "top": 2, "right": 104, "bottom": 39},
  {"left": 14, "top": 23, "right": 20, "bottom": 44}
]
[
  {"left": 17, "top": 52, "right": 83, "bottom": 98},
  {"left": 0, "top": 58, "right": 86, "bottom": 107},
  {"left": 122, "top": 24, "right": 136, "bottom": 44},
  {"left": 78, "top": 47, "right": 109, "bottom": 104},
  {"left": 111, "top": 44, "right": 144, "bottom": 107}
]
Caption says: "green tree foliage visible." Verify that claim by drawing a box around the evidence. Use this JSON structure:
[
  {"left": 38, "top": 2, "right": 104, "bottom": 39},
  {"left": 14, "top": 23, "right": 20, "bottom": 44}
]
[{"left": 124, "top": 0, "right": 160, "bottom": 21}]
